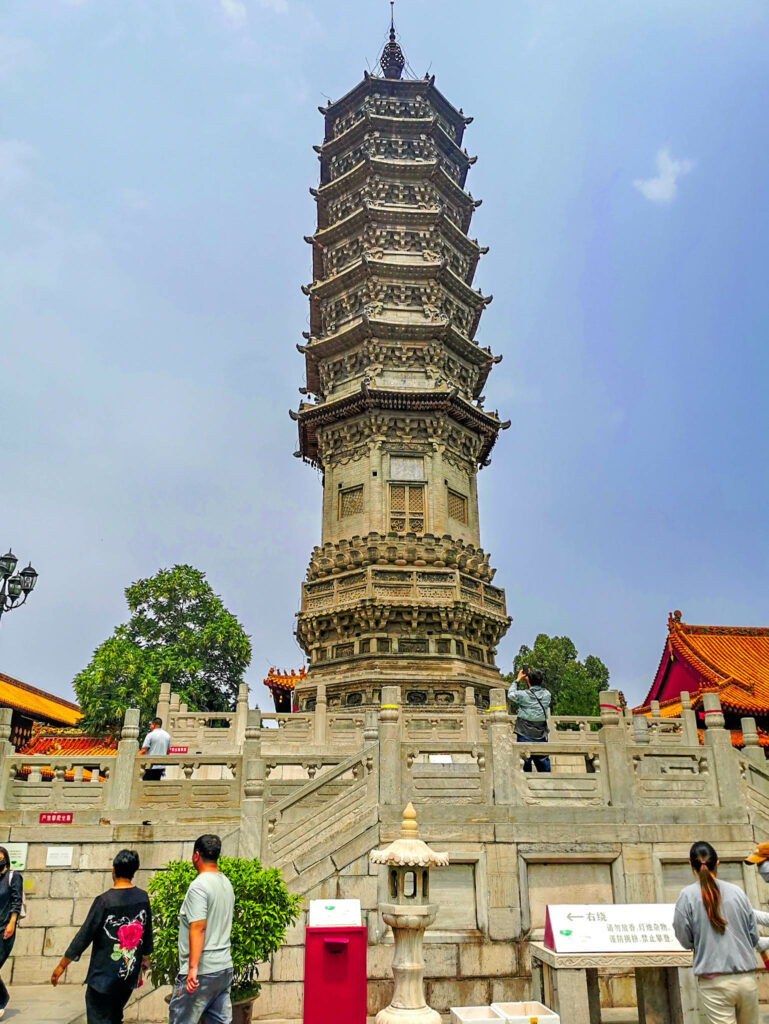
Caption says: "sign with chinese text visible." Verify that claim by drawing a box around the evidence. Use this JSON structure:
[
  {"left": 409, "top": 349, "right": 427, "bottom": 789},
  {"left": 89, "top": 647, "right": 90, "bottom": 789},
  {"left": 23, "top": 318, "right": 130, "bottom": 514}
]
[
  {"left": 6, "top": 843, "right": 27, "bottom": 871},
  {"left": 308, "top": 899, "right": 362, "bottom": 928},
  {"left": 544, "top": 904, "right": 684, "bottom": 953},
  {"left": 46, "top": 846, "right": 74, "bottom": 867},
  {"left": 39, "top": 812, "right": 73, "bottom": 824},
  {"left": 168, "top": 746, "right": 188, "bottom": 754}
]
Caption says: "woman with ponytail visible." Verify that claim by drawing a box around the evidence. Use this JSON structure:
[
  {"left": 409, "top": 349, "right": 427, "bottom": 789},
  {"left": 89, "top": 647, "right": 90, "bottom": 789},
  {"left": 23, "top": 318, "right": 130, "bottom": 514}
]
[{"left": 673, "top": 841, "right": 760, "bottom": 1023}]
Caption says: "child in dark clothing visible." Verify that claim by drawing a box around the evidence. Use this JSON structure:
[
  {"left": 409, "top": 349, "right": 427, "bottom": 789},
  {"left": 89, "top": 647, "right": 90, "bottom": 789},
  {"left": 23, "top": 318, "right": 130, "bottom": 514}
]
[{"left": 51, "top": 849, "right": 152, "bottom": 1024}]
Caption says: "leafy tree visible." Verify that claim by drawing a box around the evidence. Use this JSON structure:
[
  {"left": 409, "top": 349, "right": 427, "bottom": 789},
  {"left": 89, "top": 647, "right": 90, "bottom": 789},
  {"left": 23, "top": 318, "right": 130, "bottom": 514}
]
[
  {"left": 506, "top": 632, "right": 610, "bottom": 717},
  {"left": 74, "top": 565, "right": 251, "bottom": 734},
  {"left": 148, "top": 857, "right": 302, "bottom": 1001}
]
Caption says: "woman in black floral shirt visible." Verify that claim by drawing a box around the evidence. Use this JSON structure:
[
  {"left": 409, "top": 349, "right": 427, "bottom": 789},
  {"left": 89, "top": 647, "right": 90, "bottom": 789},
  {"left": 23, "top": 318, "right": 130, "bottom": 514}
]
[{"left": 51, "top": 849, "right": 153, "bottom": 1024}]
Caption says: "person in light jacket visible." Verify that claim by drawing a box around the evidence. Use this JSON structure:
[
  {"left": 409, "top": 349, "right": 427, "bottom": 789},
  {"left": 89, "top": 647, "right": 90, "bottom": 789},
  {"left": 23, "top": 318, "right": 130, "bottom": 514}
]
[
  {"left": 674, "top": 840, "right": 761, "bottom": 1024},
  {"left": 508, "top": 666, "right": 551, "bottom": 773},
  {"left": 0, "top": 846, "right": 22, "bottom": 1020}
]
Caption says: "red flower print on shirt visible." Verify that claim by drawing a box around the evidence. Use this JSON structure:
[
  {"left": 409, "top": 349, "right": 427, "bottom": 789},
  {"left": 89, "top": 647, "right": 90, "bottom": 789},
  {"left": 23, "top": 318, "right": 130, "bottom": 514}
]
[{"left": 117, "top": 921, "right": 143, "bottom": 951}]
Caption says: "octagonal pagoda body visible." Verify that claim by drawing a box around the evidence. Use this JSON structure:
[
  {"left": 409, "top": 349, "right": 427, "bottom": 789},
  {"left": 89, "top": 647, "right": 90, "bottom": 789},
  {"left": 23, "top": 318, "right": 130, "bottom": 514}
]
[{"left": 292, "top": 50, "right": 511, "bottom": 711}]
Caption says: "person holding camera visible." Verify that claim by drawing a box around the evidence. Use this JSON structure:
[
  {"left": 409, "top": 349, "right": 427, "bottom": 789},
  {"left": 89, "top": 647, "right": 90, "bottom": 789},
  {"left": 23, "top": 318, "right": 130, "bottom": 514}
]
[{"left": 508, "top": 666, "right": 552, "bottom": 773}]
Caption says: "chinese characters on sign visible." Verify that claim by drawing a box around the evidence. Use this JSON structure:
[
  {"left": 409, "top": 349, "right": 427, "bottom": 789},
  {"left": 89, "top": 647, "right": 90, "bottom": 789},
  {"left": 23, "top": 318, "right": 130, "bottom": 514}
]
[
  {"left": 168, "top": 746, "right": 188, "bottom": 754},
  {"left": 544, "top": 904, "right": 685, "bottom": 954},
  {"left": 39, "top": 812, "right": 73, "bottom": 824}
]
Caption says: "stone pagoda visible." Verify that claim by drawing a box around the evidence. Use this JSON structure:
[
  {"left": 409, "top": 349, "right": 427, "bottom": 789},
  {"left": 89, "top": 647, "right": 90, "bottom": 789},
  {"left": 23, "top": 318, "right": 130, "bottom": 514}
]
[{"left": 292, "top": 12, "right": 511, "bottom": 712}]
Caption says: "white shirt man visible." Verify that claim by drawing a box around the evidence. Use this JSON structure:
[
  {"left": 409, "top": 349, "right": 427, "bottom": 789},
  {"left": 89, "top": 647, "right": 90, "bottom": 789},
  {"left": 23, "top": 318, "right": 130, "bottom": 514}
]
[{"left": 138, "top": 718, "right": 171, "bottom": 780}]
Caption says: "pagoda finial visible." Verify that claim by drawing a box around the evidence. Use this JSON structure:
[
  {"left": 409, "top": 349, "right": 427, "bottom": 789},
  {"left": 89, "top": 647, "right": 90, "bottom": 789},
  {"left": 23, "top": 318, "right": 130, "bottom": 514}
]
[{"left": 380, "top": 0, "right": 405, "bottom": 80}]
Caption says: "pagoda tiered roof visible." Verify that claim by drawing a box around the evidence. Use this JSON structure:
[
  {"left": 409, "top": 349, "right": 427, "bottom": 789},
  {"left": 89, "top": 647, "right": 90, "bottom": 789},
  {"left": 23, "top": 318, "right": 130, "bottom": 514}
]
[
  {"left": 293, "top": 385, "right": 508, "bottom": 467},
  {"left": 313, "top": 159, "right": 479, "bottom": 233},
  {"left": 320, "top": 74, "right": 471, "bottom": 141},
  {"left": 299, "top": 315, "right": 499, "bottom": 399}
]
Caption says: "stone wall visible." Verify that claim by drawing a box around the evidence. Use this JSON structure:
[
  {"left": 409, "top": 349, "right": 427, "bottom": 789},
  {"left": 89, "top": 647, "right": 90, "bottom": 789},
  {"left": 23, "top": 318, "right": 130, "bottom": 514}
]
[{"left": 4, "top": 687, "right": 769, "bottom": 1021}]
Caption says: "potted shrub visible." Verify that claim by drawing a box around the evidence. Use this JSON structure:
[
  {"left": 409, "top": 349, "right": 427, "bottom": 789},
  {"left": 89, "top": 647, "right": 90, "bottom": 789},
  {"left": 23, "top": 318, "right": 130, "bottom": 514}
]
[{"left": 148, "top": 856, "right": 303, "bottom": 1023}]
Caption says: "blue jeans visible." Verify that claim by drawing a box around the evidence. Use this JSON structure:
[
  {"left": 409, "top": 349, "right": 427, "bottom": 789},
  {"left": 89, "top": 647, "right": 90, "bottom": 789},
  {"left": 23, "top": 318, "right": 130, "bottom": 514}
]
[
  {"left": 168, "top": 967, "right": 233, "bottom": 1024},
  {"left": 517, "top": 734, "right": 551, "bottom": 773}
]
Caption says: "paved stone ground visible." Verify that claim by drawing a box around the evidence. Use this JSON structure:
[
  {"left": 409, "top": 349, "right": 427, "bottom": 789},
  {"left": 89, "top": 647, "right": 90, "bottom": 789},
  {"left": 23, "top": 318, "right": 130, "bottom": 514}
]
[
  {"left": 2, "top": 985, "right": 86, "bottom": 1023},
  {"left": 0, "top": 1000, "right": 642, "bottom": 1024}
]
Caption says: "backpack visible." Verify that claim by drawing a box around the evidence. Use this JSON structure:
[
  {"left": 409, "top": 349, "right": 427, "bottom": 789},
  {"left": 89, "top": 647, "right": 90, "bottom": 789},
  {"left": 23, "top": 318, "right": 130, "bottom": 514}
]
[{"left": 8, "top": 870, "right": 27, "bottom": 921}]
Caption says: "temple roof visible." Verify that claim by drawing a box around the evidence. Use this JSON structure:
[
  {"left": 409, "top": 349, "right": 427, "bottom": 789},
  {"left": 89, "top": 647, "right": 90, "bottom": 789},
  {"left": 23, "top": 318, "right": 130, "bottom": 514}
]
[
  {"left": 264, "top": 667, "right": 307, "bottom": 693},
  {"left": 638, "top": 611, "right": 769, "bottom": 715},
  {"left": 0, "top": 672, "right": 81, "bottom": 726},
  {"left": 18, "top": 725, "right": 116, "bottom": 757}
]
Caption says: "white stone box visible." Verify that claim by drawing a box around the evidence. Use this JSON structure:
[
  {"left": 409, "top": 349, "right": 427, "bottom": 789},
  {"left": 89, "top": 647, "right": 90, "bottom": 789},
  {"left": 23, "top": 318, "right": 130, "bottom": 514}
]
[
  {"left": 450, "top": 1009, "right": 504, "bottom": 1024},
  {"left": 491, "top": 1003, "right": 559, "bottom": 1024}
]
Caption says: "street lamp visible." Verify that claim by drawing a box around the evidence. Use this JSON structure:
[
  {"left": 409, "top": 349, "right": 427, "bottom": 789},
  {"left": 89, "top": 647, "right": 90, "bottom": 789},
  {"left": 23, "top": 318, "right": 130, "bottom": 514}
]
[{"left": 0, "top": 549, "right": 38, "bottom": 624}]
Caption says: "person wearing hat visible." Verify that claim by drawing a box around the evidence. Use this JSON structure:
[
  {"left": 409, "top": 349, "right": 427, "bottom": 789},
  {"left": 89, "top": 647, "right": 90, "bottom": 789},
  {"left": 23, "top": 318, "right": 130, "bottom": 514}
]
[{"left": 745, "top": 843, "right": 769, "bottom": 966}]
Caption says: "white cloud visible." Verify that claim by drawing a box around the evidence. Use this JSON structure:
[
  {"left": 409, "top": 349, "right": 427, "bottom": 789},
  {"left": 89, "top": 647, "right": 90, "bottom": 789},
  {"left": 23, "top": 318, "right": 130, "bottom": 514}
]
[
  {"left": 0, "top": 139, "right": 36, "bottom": 198},
  {"left": 633, "top": 147, "right": 694, "bottom": 205},
  {"left": 219, "top": 0, "right": 288, "bottom": 27},
  {"left": 221, "top": 0, "right": 247, "bottom": 27}
]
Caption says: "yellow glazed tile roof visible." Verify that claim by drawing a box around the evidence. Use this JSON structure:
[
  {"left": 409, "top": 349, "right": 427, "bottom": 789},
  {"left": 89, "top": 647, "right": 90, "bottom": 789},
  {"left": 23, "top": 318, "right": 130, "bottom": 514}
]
[{"left": 0, "top": 672, "right": 81, "bottom": 726}]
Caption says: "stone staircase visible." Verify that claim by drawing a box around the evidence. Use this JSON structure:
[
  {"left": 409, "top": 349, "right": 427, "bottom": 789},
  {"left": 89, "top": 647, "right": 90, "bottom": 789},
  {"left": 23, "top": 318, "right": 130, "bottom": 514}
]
[{"left": 264, "top": 743, "right": 380, "bottom": 893}]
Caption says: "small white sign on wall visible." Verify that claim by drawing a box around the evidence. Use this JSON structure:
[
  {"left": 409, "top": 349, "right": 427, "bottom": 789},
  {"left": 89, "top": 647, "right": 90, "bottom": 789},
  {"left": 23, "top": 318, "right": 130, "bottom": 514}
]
[
  {"left": 46, "top": 846, "right": 74, "bottom": 868},
  {"left": 6, "top": 843, "right": 28, "bottom": 871},
  {"left": 308, "top": 899, "right": 362, "bottom": 927},
  {"left": 545, "top": 904, "right": 685, "bottom": 954}
]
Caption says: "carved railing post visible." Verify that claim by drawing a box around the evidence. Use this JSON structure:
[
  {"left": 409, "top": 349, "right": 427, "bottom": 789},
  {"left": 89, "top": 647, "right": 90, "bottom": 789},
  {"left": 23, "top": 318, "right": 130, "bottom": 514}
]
[
  {"left": 679, "top": 691, "right": 699, "bottom": 745},
  {"left": 239, "top": 709, "right": 265, "bottom": 858},
  {"left": 110, "top": 708, "right": 140, "bottom": 811},
  {"left": 741, "top": 717, "right": 764, "bottom": 764},
  {"left": 364, "top": 709, "right": 379, "bottom": 743},
  {"left": 464, "top": 687, "right": 479, "bottom": 742},
  {"left": 599, "top": 690, "right": 635, "bottom": 810},
  {"left": 155, "top": 682, "right": 171, "bottom": 727},
  {"left": 633, "top": 715, "right": 650, "bottom": 745},
  {"left": 379, "top": 685, "right": 401, "bottom": 809},
  {"left": 703, "top": 692, "right": 744, "bottom": 813},
  {"left": 235, "top": 682, "right": 249, "bottom": 749},
  {"left": 313, "top": 683, "right": 328, "bottom": 747},
  {"left": 488, "top": 687, "right": 514, "bottom": 806},
  {"left": 0, "top": 709, "right": 13, "bottom": 810}
]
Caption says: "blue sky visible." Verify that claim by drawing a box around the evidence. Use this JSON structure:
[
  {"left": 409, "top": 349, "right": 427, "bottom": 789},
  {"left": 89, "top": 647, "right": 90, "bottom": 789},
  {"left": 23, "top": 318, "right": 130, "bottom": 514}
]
[{"left": 2, "top": 0, "right": 768, "bottom": 709}]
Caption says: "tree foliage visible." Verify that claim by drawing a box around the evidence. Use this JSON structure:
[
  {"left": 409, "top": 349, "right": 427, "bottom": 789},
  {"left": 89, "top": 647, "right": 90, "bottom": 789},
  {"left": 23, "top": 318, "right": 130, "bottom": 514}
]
[
  {"left": 74, "top": 565, "right": 251, "bottom": 735},
  {"left": 148, "top": 857, "right": 303, "bottom": 1000},
  {"left": 507, "top": 633, "right": 610, "bottom": 717}
]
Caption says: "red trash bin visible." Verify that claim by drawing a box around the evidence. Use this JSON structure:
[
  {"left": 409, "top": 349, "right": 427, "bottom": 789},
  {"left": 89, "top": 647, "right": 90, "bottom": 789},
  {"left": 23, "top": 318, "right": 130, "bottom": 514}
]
[{"left": 303, "top": 925, "right": 367, "bottom": 1024}]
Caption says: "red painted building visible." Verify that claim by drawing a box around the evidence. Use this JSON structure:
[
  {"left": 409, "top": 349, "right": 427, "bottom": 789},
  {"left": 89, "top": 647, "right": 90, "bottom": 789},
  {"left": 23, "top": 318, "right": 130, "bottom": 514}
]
[{"left": 636, "top": 610, "right": 769, "bottom": 749}]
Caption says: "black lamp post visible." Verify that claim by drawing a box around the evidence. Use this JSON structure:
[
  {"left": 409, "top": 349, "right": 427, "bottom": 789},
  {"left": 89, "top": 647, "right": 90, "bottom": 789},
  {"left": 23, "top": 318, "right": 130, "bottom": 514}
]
[{"left": 0, "top": 549, "right": 38, "bottom": 625}]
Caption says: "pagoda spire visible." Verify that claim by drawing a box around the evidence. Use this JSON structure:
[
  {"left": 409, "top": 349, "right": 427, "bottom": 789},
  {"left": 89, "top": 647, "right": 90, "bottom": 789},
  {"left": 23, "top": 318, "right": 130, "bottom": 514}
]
[{"left": 380, "top": 1, "right": 405, "bottom": 79}]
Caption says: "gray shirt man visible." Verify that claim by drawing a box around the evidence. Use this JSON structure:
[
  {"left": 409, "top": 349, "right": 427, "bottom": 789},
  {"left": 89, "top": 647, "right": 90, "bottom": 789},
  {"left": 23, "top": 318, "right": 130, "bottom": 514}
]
[
  {"left": 178, "top": 871, "right": 235, "bottom": 975},
  {"left": 140, "top": 727, "right": 171, "bottom": 771},
  {"left": 673, "top": 879, "right": 759, "bottom": 975}
]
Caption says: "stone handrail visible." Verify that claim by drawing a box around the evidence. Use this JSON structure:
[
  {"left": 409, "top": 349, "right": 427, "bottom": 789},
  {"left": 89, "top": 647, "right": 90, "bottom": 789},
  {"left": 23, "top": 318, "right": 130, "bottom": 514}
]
[{"left": 266, "top": 743, "right": 377, "bottom": 822}]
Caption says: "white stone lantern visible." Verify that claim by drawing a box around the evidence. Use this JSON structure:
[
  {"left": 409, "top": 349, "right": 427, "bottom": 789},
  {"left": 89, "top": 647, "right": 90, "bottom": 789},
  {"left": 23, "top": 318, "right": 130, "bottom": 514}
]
[{"left": 370, "top": 802, "right": 449, "bottom": 1024}]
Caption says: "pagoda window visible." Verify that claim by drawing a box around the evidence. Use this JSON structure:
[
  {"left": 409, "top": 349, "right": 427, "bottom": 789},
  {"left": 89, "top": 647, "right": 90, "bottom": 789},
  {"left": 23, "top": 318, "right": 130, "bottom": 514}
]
[
  {"left": 339, "top": 485, "right": 364, "bottom": 519},
  {"left": 389, "top": 483, "right": 425, "bottom": 534},
  {"left": 447, "top": 488, "right": 468, "bottom": 525}
]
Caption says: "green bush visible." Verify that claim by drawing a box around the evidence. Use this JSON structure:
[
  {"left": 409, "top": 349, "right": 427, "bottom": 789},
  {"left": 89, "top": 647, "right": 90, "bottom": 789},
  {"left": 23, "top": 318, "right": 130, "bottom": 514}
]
[{"left": 148, "top": 857, "right": 303, "bottom": 1001}]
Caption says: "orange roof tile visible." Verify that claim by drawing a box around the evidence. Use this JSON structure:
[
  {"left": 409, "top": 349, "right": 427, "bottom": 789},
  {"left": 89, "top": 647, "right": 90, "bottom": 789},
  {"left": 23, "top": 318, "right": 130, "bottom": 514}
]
[
  {"left": 666, "top": 614, "right": 769, "bottom": 714},
  {"left": 19, "top": 726, "right": 116, "bottom": 758},
  {"left": 0, "top": 672, "right": 81, "bottom": 726},
  {"left": 264, "top": 667, "right": 307, "bottom": 692}
]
